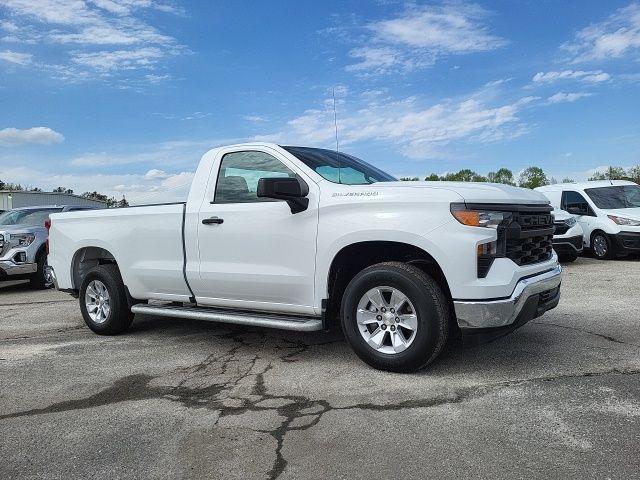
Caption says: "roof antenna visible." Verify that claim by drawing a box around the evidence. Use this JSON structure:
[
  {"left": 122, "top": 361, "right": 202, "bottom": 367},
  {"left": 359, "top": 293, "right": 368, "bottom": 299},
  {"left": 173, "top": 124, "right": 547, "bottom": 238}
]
[{"left": 332, "top": 87, "right": 341, "bottom": 184}]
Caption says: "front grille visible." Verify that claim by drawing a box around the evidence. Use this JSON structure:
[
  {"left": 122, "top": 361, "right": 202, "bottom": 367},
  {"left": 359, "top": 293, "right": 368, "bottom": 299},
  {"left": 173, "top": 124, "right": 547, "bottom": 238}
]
[
  {"left": 553, "top": 222, "right": 570, "bottom": 235},
  {"left": 504, "top": 210, "right": 555, "bottom": 267}
]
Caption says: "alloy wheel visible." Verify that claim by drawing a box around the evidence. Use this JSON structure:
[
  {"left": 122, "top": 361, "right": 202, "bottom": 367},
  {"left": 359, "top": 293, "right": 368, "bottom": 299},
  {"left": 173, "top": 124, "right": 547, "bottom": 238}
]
[
  {"left": 356, "top": 286, "right": 418, "bottom": 354},
  {"left": 85, "top": 280, "right": 111, "bottom": 324}
]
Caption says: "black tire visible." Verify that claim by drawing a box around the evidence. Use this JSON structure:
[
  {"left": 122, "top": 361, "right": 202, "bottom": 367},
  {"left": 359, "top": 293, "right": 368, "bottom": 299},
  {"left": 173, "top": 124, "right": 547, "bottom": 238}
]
[
  {"left": 79, "top": 264, "right": 133, "bottom": 335},
  {"left": 340, "top": 262, "right": 450, "bottom": 373},
  {"left": 29, "top": 250, "right": 50, "bottom": 290},
  {"left": 558, "top": 252, "right": 578, "bottom": 263},
  {"left": 591, "top": 231, "right": 613, "bottom": 260}
]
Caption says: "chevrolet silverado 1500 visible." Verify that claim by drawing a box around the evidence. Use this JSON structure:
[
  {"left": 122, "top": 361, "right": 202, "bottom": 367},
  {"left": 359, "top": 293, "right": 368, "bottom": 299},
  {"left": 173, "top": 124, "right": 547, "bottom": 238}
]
[{"left": 48, "top": 143, "right": 562, "bottom": 372}]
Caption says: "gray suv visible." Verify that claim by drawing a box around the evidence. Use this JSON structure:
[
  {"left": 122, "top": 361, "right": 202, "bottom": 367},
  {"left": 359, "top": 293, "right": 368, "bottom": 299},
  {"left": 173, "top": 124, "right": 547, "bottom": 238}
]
[{"left": 0, "top": 205, "right": 94, "bottom": 288}]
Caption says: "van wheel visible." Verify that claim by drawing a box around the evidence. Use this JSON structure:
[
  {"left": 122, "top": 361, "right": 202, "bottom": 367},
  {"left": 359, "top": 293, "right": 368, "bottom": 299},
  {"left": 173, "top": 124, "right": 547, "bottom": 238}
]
[
  {"left": 79, "top": 264, "right": 133, "bottom": 335},
  {"left": 591, "top": 232, "right": 612, "bottom": 260},
  {"left": 340, "top": 262, "right": 450, "bottom": 373}
]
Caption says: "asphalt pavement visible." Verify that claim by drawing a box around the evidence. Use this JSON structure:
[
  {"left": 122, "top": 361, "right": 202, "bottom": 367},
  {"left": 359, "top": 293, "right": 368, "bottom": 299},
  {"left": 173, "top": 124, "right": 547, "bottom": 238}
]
[{"left": 1, "top": 256, "right": 639, "bottom": 479}]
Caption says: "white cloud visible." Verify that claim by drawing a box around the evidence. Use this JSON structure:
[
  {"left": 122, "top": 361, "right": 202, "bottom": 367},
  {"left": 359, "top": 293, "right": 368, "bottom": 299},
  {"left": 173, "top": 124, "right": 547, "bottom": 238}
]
[
  {"left": 241, "top": 115, "right": 267, "bottom": 123},
  {"left": 546, "top": 92, "right": 592, "bottom": 104},
  {"left": 532, "top": 69, "right": 611, "bottom": 83},
  {"left": 0, "top": 163, "right": 194, "bottom": 204},
  {"left": 259, "top": 90, "right": 538, "bottom": 160},
  {"left": 1, "top": 0, "right": 185, "bottom": 82},
  {"left": 561, "top": 2, "right": 640, "bottom": 62},
  {"left": 345, "top": 3, "right": 506, "bottom": 74},
  {"left": 144, "top": 168, "right": 169, "bottom": 179},
  {"left": 0, "top": 49, "right": 32, "bottom": 65},
  {"left": 0, "top": 127, "right": 64, "bottom": 146},
  {"left": 71, "top": 47, "right": 164, "bottom": 71}
]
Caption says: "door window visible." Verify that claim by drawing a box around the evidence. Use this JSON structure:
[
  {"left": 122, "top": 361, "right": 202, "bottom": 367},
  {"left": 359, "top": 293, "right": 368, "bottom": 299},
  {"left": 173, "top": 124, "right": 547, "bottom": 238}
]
[
  {"left": 213, "top": 151, "right": 296, "bottom": 203},
  {"left": 561, "top": 191, "right": 594, "bottom": 215}
]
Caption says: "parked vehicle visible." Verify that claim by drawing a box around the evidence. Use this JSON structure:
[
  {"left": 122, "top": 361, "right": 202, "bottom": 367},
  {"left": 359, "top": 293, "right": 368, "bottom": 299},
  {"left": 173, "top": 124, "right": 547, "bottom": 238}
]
[
  {"left": 0, "top": 205, "right": 95, "bottom": 288},
  {"left": 536, "top": 181, "right": 640, "bottom": 260},
  {"left": 48, "top": 143, "right": 562, "bottom": 372},
  {"left": 551, "top": 208, "right": 584, "bottom": 262}
]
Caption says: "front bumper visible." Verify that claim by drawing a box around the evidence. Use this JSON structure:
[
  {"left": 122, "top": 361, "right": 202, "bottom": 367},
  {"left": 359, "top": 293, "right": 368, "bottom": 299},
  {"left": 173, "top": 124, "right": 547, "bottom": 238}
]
[
  {"left": 610, "top": 231, "right": 640, "bottom": 253},
  {"left": 0, "top": 259, "right": 37, "bottom": 278},
  {"left": 453, "top": 265, "right": 562, "bottom": 343},
  {"left": 553, "top": 235, "right": 583, "bottom": 254}
]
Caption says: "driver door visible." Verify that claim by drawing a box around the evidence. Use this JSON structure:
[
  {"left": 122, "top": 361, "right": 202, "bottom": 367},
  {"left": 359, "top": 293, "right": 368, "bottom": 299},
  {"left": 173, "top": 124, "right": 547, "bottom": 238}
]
[{"left": 190, "top": 147, "right": 319, "bottom": 315}]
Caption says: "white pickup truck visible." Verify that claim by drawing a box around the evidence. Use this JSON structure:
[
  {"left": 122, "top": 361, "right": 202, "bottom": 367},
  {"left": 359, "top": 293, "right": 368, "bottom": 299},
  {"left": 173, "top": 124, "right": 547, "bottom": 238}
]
[{"left": 48, "top": 143, "right": 562, "bottom": 372}]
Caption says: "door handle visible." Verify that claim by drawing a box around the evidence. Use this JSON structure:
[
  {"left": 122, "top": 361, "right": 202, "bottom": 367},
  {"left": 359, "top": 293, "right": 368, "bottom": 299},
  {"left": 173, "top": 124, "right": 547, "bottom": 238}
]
[{"left": 202, "top": 216, "right": 224, "bottom": 225}]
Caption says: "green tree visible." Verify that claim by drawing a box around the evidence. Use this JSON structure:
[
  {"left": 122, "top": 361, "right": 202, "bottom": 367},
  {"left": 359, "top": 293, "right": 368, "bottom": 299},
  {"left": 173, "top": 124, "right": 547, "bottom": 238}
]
[
  {"left": 53, "top": 186, "right": 74, "bottom": 194},
  {"left": 424, "top": 173, "right": 441, "bottom": 181},
  {"left": 562, "top": 177, "right": 576, "bottom": 183},
  {"left": 443, "top": 169, "right": 487, "bottom": 182},
  {"left": 589, "top": 166, "right": 627, "bottom": 181},
  {"left": 399, "top": 177, "right": 419, "bottom": 181},
  {"left": 487, "top": 168, "right": 515, "bottom": 185},
  {"left": 518, "top": 167, "right": 549, "bottom": 189},
  {"left": 627, "top": 165, "right": 640, "bottom": 184}
]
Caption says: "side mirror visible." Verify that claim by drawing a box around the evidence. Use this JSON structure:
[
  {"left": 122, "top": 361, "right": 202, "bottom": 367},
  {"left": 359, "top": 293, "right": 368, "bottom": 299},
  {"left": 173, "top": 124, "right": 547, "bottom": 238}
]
[{"left": 257, "top": 177, "right": 309, "bottom": 214}]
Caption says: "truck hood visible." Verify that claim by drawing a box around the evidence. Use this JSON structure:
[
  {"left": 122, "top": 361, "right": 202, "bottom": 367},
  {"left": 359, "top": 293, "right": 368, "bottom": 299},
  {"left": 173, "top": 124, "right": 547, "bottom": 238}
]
[
  {"left": 0, "top": 224, "right": 45, "bottom": 234},
  {"left": 376, "top": 181, "right": 550, "bottom": 205}
]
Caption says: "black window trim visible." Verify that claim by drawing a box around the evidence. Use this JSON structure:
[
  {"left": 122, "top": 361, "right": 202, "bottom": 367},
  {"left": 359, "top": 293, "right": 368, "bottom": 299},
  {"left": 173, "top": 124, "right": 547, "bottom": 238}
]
[
  {"left": 561, "top": 190, "right": 596, "bottom": 217},
  {"left": 210, "top": 149, "right": 301, "bottom": 205}
]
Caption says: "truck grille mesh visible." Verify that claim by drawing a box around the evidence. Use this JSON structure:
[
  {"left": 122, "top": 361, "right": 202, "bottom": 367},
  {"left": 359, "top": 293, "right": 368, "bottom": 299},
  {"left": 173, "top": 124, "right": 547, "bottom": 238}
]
[{"left": 505, "top": 211, "right": 554, "bottom": 266}]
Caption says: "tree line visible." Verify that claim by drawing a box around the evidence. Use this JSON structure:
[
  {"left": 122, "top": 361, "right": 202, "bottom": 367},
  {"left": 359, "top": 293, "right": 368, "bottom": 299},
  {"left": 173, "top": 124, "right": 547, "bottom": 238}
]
[
  {"left": 400, "top": 164, "right": 640, "bottom": 189},
  {"left": 0, "top": 180, "right": 128, "bottom": 208}
]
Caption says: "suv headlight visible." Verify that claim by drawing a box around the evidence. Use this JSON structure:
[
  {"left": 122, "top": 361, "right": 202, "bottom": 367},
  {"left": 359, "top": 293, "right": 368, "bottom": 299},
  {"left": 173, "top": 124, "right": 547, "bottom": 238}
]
[
  {"left": 11, "top": 233, "right": 35, "bottom": 247},
  {"left": 450, "top": 204, "right": 509, "bottom": 228},
  {"left": 564, "top": 217, "right": 577, "bottom": 227},
  {"left": 607, "top": 215, "right": 640, "bottom": 226}
]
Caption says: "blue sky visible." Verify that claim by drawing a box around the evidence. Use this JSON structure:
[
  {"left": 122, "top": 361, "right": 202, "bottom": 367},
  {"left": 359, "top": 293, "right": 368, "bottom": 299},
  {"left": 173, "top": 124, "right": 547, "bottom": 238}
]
[{"left": 1, "top": 0, "right": 639, "bottom": 203}]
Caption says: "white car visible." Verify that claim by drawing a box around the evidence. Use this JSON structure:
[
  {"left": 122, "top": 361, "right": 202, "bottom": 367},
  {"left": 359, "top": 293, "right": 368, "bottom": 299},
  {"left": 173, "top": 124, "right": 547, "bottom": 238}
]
[
  {"left": 551, "top": 208, "right": 584, "bottom": 262},
  {"left": 536, "top": 181, "right": 640, "bottom": 260},
  {"left": 48, "top": 143, "right": 562, "bottom": 372}
]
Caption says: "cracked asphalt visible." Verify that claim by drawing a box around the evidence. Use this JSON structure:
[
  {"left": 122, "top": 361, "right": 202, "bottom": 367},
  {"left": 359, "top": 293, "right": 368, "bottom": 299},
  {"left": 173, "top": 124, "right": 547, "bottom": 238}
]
[{"left": 1, "top": 257, "right": 639, "bottom": 479}]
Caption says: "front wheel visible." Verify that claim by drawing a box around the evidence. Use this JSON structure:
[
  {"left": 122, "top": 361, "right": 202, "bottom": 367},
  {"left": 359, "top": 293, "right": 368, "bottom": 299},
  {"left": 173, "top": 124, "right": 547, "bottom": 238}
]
[
  {"left": 29, "top": 251, "right": 52, "bottom": 289},
  {"left": 340, "top": 262, "right": 450, "bottom": 373},
  {"left": 591, "top": 232, "right": 612, "bottom": 260},
  {"left": 79, "top": 264, "right": 133, "bottom": 335}
]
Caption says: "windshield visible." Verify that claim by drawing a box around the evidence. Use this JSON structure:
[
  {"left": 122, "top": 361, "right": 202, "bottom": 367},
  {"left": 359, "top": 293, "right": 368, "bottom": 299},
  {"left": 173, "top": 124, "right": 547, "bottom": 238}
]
[
  {"left": 282, "top": 146, "right": 396, "bottom": 185},
  {"left": 0, "top": 208, "right": 62, "bottom": 226},
  {"left": 584, "top": 185, "right": 640, "bottom": 209}
]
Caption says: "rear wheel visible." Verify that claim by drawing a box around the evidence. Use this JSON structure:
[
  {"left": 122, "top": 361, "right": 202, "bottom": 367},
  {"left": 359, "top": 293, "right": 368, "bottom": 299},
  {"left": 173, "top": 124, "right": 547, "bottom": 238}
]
[
  {"left": 340, "top": 262, "right": 450, "bottom": 373},
  {"left": 79, "top": 264, "right": 133, "bottom": 335},
  {"left": 591, "top": 232, "right": 612, "bottom": 260}
]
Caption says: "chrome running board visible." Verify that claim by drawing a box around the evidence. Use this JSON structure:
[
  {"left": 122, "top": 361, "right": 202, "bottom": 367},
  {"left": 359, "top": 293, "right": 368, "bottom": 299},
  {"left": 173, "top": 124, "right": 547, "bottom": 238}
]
[{"left": 130, "top": 304, "right": 323, "bottom": 332}]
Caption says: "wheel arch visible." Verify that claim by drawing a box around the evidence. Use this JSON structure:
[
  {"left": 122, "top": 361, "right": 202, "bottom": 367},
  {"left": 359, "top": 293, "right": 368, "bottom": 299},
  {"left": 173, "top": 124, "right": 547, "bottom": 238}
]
[
  {"left": 323, "top": 240, "right": 453, "bottom": 327},
  {"left": 71, "top": 246, "right": 119, "bottom": 290}
]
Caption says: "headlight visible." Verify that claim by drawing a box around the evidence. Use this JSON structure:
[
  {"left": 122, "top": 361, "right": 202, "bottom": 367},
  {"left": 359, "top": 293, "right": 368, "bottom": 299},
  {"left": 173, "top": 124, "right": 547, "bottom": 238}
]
[
  {"left": 565, "top": 217, "right": 577, "bottom": 227},
  {"left": 607, "top": 215, "right": 640, "bottom": 226},
  {"left": 451, "top": 204, "right": 508, "bottom": 228},
  {"left": 11, "top": 233, "right": 35, "bottom": 247}
]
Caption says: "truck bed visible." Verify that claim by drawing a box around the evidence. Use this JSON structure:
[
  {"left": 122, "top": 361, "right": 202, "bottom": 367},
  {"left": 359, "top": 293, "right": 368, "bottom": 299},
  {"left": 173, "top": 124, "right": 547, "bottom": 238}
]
[{"left": 49, "top": 203, "right": 192, "bottom": 301}]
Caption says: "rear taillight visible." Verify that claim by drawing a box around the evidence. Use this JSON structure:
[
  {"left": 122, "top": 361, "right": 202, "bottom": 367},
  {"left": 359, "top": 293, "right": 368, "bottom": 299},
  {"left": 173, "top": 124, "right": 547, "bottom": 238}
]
[{"left": 45, "top": 218, "right": 51, "bottom": 254}]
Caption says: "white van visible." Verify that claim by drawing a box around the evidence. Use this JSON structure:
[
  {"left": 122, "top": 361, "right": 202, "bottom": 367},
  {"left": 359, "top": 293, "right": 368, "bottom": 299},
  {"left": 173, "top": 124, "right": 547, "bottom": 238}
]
[{"left": 536, "top": 180, "right": 640, "bottom": 259}]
